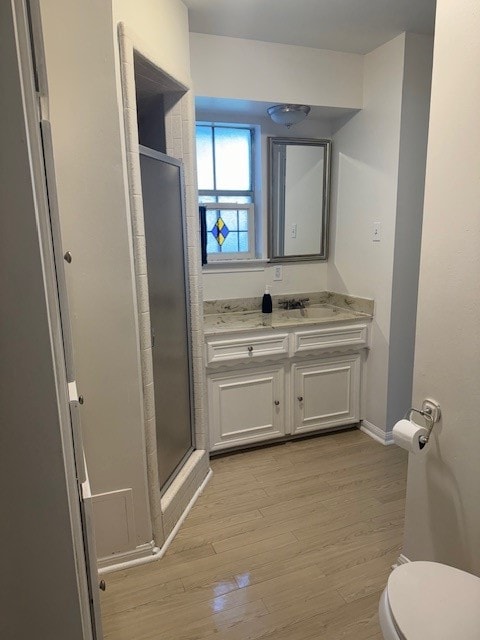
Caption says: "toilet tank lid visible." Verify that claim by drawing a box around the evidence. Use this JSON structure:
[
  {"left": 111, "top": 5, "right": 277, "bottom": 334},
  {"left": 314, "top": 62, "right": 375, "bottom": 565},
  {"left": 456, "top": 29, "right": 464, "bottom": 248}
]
[{"left": 388, "top": 561, "right": 480, "bottom": 640}]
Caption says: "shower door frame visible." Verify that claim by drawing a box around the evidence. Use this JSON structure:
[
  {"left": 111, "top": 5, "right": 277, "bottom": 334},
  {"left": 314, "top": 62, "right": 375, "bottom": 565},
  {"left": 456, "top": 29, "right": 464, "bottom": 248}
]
[{"left": 139, "top": 145, "right": 196, "bottom": 494}]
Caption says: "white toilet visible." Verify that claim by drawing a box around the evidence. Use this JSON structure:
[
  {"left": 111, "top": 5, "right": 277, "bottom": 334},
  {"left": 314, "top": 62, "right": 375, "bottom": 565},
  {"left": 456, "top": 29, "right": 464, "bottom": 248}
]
[{"left": 379, "top": 561, "right": 480, "bottom": 639}]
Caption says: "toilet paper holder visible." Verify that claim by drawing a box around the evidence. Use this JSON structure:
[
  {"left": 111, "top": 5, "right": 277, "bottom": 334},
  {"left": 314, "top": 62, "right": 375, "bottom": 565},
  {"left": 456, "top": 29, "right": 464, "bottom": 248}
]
[{"left": 405, "top": 399, "right": 441, "bottom": 445}]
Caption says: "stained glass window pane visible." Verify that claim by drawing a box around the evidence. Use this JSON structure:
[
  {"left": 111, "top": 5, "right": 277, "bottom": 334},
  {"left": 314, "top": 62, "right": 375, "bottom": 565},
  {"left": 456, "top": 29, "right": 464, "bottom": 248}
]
[
  {"left": 220, "top": 232, "right": 239, "bottom": 253},
  {"left": 203, "top": 207, "right": 251, "bottom": 254},
  {"left": 238, "top": 210, "right": 248, "bottom": 231},
  {"left": 207, "top": 233, "right": 220, "bottom": 253},
  {"left": 196, "top": 126, "right": 214, "bottom": 190},
  {"left": 219, "top": 210, "right": 238, "bottom": 231},
  {"left": 214, "top": 127, "right": 251, "bottom": 191},
  {"left": 206, "top": 209, "right": 218, "bottom": 230},
  {"left": 238, "top": 232, "right": 249, "bottom": 252}
]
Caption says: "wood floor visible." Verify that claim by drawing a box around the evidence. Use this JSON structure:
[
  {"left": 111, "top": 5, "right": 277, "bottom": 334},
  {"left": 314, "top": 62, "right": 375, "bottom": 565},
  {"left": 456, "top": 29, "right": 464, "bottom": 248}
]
[{"left": 100, "top": 429, "right": 407, "bottom": 640}]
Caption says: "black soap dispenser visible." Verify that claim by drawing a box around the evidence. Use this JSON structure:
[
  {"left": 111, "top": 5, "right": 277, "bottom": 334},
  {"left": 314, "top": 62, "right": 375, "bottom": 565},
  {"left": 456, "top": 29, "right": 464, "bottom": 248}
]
[{"left": 262, "top": 286, "right": 273, "bottom": 314}]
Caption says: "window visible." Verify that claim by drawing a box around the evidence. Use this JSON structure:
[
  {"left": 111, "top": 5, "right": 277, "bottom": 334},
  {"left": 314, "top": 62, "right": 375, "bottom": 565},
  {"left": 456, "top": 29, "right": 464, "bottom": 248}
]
[{"left": 196, "top": 124, "right": 255, "bottom": 261}]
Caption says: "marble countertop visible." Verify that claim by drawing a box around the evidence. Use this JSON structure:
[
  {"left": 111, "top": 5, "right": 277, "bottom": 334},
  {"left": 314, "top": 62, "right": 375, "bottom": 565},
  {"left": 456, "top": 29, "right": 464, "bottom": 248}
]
[{"left": 203, "top": 304, "right": 372, "bottom": 336}]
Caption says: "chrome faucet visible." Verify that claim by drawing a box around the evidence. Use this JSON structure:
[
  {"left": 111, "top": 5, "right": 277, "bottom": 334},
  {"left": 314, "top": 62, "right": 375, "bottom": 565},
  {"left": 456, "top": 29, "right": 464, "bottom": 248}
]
[{"left": 279, "top": 297, "right": 310, "bottom": 310}]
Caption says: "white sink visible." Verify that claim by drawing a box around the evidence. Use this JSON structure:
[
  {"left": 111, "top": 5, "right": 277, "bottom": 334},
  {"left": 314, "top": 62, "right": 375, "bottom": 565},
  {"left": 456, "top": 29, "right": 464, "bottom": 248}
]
[{"left": 279, "top": 305, "right": 340, "bottom": 319}]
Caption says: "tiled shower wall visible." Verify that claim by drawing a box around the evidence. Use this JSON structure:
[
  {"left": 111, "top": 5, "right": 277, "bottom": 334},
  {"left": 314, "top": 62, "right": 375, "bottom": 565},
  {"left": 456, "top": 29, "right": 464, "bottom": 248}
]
[{"left": 118, "top": 23, "right": 209, "bottom": 546}]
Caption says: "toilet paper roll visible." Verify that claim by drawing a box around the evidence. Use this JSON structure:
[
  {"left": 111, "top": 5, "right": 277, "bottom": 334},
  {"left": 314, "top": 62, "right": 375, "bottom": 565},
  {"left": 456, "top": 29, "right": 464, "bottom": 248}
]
[{"left": 392, "top": 419, "right": 429, "bottom": 454}]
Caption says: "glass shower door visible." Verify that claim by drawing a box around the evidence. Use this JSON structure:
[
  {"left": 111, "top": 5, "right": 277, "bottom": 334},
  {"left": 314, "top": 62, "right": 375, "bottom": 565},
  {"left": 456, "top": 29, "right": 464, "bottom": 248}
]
[{"left": 139, "top": 146, "right": 194, "bottom": 492}]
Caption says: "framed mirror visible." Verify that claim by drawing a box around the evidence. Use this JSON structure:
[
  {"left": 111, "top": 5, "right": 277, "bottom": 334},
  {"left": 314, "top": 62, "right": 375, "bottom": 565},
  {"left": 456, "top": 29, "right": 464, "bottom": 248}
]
[{"left": 268, "top": 137, "right": 331, "bottom": 262}]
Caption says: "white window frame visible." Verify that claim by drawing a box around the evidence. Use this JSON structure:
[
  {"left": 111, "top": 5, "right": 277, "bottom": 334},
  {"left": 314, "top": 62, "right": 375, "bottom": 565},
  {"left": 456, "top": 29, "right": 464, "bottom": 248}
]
[
  {"left": 203, "top": 202, "right": 255, "bottom": 262},
  {"left": 197, "top": 123, "right": 256, "bottom": 263}
]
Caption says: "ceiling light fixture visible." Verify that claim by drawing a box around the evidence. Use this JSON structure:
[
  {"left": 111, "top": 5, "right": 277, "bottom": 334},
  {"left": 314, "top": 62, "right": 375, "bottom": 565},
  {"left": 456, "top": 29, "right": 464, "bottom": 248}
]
[{"left": 267, "top": 104, "right": 311, "bottom": 128}]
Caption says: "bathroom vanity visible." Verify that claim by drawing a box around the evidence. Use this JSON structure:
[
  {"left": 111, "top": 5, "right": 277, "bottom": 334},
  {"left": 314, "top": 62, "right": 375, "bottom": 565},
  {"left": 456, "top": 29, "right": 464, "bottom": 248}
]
[{"left": 204, "top": 292, "right": 373, "bottom": 452}]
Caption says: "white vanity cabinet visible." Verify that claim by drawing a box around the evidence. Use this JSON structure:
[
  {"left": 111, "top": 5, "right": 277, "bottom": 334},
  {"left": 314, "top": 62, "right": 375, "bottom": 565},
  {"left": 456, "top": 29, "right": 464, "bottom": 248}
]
[{"left": 205, "top": 321, "right": 369, "bottom": 452}]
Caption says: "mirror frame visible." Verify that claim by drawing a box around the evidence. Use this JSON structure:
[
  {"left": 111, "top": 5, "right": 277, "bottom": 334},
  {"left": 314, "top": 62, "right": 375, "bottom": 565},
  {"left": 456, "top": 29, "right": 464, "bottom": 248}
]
[{"left": 268, "top": 137, "right": 331, "bottom": 263}]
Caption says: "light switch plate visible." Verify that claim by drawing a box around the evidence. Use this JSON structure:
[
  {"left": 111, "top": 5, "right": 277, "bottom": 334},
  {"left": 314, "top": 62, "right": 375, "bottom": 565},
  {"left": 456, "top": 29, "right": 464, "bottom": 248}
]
[{"left": 372, "top": 222, "right": 381, "bottom": 242}]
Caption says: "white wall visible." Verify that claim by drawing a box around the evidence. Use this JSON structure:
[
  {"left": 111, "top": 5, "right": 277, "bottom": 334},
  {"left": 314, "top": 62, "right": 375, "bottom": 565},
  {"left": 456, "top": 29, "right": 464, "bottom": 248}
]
[
  {"left": 203, "top": 262, "right": 328, "bottom": 301},
  {"left": 190, "top": 33, "right": 363, "bottom": 109},
  {"left": 328, "top": 33, "right": 432, "bottom": 433},
  {"left": 39, "top": 0, "right": 151, "bottom": 551},
  {"left": 329, "top": 34, "right": 406, "bottom": 430},
  {"left": 403, "top": 0, "right": 480, "bottom": 574},
  {"left": 387, "top": 34, "right": 433, "bottom": 427},
  {"left": 114, "top": 0, "right": 190, "bottom": 87},
  {"left": 38, "top": 0, "right": 192, "bottom": 557}
]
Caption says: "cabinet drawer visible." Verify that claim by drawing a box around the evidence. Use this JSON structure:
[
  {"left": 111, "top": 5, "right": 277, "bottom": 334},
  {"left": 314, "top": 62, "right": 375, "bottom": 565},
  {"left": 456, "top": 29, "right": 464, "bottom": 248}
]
[
  {"left": 293, "top": 324, "right": 368, "bottom": 354},
  {"left": 206, "top": 333, "right": 289, "bottom": 365}
]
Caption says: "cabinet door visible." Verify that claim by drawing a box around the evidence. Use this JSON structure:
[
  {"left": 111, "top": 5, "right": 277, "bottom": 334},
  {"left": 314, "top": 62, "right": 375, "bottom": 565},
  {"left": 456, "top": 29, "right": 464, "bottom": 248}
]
[
  {"left": 208, "top": 365, "right": 285, "bottom": 451},
  {"left": 293, "top": 354, "right": 360, "bottom": 434}
]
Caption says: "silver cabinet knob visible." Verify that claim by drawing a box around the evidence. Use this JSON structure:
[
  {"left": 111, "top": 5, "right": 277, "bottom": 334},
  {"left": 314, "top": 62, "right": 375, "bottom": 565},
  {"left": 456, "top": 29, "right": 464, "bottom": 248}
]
[
  {"left": 298, "top": 396, "right": 303, "bottom": 402},
  {"left": 78, "top": 395, "right": 84, "bottom": 405},
  {"left": 99, "top": 580, "right": 106, "bottom": 591},
  {"left": 274, "top": 400, "right": 280, "bottom": 406},
  {"left": 247, "top": 346, "right": 254, "bottom": 352}
]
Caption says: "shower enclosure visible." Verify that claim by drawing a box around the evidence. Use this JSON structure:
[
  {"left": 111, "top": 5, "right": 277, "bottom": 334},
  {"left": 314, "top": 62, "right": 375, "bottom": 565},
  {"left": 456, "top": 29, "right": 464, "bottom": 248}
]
[{"left": 139, "top": 146, "right": 194, "bottom": 492}]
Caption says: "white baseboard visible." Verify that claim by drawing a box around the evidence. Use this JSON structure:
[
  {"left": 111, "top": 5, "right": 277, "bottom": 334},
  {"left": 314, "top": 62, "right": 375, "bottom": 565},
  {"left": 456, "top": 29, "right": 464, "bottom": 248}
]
[
  {"left": 157, "top": 468, "right": 213, "bottom": 556},
  {"left": 97, "top": 541, "right": 155, "bottom": 571},
  {"left": 360, "top": 420, "right": 394, "bottom": 446},
  {"left": 392, "top": 554, "right": 411, "bottom": 569},
  {"left": 161, "top": 450, "right": 209, "bottom": 537},
  {"left": 98, "top": 468, "right": 212, "bottom": 575}
]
